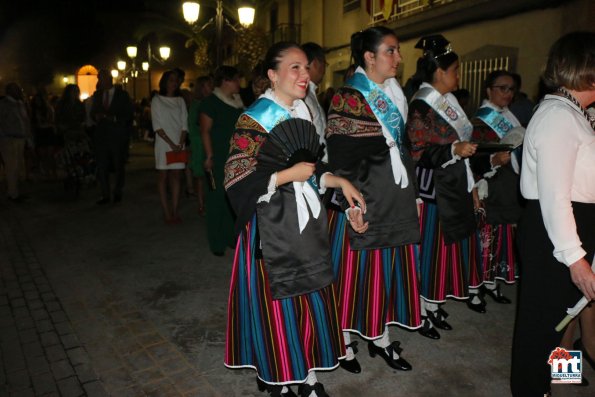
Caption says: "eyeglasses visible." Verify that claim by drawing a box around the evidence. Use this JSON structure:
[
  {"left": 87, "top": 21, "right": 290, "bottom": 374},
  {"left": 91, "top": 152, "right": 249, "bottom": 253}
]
[{"left": 491, "top": 85, "right": 516, "bottom": 94}]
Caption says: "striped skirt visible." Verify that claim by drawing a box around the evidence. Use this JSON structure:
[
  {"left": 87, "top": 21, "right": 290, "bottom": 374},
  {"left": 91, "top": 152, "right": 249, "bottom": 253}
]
[
  {"left": 475, "top": 222, "right": 518, "bottom": 284},
  {"left": 225, "top": 218, "right": 345, "bottom": 384},
  {"left": 328, "top": 210, "right": 422, "bottom": 339},
  {"left": 418, "top": 202, "right": 473, "bottom": 302}
]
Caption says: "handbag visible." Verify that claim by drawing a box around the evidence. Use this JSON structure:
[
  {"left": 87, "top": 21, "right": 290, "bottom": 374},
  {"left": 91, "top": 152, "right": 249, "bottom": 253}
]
[{"left": 165, "top": 150, "right": 189, "bottom": 164}]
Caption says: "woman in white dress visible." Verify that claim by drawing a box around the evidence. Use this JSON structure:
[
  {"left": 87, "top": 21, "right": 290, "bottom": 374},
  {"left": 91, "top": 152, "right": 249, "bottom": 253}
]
[{"left": 151, "top": 70, "right": 189, "bottom": 224}]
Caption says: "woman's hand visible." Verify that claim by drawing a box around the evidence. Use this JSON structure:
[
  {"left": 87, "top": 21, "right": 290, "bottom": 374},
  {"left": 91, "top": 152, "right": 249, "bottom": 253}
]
[
  {"left": 569, "top": 258, "right": 595, "bottom": 300},
  {"left": 276, "top": 162, "right": 316, "bottom": 185},
  {"left": 347, "top": 207, "right": 369, "bottom": 234},
  {"left": 454, "top": 141, "right": 478, "bottom": 158},
  {"left": 335, "top": 177, "right": 368, "bottom": 233},
  {"left": 204, "top": 156, "right": 213, "bottom": 172},
  {"left": 491, "top": 151, "right": 511, "bottom": 167},
  {"left": 337, "top": 178, "right": 367, "bottom": 214},
  {"left": 472, "top": 187, "right": 482, "bottom": 212},
  {"left": 171, "top": 143, "right": 183, "bottom": 152}
]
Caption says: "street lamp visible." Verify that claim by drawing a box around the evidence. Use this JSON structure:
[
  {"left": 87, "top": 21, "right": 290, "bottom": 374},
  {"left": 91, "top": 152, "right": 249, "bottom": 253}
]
[
  {"left": 126, "top": 46, "right": 138, "bottom": 59},
  {"left": 183, "top": 2, "right": 200, "bottom": 23},
  {"left": 238, "top": 7, "right": 255, "bottom": 26},
  {"left": 182, "top": 1, "right": 255, "bottom": 68},
  {"left": 159, "top": 46, "right": 171, "bottom": 61},
  {"left": 120, "top": 44, "right": 171, "bottom": 98}
]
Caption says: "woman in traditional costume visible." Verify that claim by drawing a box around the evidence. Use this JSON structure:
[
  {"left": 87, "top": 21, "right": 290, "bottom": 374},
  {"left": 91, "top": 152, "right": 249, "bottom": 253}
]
[
  {"left": 325, "top": 26, "right": 422, "bottom": 373},
  {"left": 511, "top": 31, "right": 595, "bottom": 397},
  {"left": 405, "top": 35, "right": 478, "bottom": 338},
  {"left": 223, "top": 41, "right": 365, "bottom": 397},
  {"left": 470, "top": 70, "right": 524, "bottom": 309}
]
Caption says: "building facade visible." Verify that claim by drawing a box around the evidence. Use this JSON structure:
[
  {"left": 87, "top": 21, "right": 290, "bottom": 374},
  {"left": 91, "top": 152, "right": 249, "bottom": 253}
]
[{"left": 256, "top": 0, "right": 593, "bottom": 107}]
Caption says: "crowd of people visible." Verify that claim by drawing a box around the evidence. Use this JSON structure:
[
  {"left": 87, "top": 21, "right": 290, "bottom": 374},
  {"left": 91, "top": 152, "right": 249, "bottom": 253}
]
[
  {"left": 0, "top": 26, "right": 593, "bottom": 397},
  {"left": 218, "top": 30, "right": 594, "bottom": 397}
]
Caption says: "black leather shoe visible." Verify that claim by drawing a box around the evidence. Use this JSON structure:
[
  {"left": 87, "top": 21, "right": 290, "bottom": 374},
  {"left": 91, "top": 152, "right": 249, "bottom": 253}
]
[
  {"left": 339, "top": 341, "right": 361, "bottom": 373},
  {"left": 417, "top": 316, "right": 440, "bottom": 340},
  {"left": 574, "top": 339, "right": 595, "bottom": 371},
  {"left": 482, "top": 285, "right": 511, "bottom": 304},
  {"left": 257, "top": 377, "right": 297, "bottom": 397},
  {"left": 367, "top": 341, "right": 412, "bottom": 371},
  {"left": 113, "top": 194, "right": 122, "bottom": 203},
  {"left": 96, "top": 197, "right": 110, "bottom": 205},
  {"left": 298, "top": 382, "right": 328, "bottom": 397},
  {"left": 339, "top": 357, "right": 361, "bottom": 374},
  {"left": 427, "top": 307, "right": 453, "bottom": 330},
  {"left": 466, "top": 293, "right": 487, "bottom": 314}
]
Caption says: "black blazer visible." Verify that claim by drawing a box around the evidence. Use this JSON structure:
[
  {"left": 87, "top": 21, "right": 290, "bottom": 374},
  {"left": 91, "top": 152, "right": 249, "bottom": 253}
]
[{"left": 90, "top": 87, "right": 133, "bottom": 137}]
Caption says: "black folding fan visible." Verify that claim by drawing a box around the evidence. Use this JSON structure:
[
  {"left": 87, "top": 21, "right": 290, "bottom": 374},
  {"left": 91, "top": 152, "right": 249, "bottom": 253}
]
[{"left": 256, "top": 118, "right": 323, "bottom": 173}]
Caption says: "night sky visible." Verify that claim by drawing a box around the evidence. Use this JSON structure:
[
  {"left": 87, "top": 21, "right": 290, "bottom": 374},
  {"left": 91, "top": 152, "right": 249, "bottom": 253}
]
[{"left": 0, "top": 0, "right": 206, "bottom": 87}]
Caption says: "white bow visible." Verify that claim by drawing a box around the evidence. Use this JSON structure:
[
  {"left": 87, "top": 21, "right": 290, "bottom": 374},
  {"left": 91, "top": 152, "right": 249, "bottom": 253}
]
[
  {"left": 293, "top": 181, "right": 321, "bottom": 233},
  {"left": 464, "top": 158, "right": 474, "bottom": 192}
]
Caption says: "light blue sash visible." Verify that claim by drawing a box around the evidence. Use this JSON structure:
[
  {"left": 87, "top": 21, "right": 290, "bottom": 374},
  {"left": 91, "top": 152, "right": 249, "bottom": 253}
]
[
  {"left": 244, "top": 98, "right": 291, "bottom": 133},
  {"left": 347, "top": 73, "right": 405, "bottom": 151},
  {"left": 413, "top": 86, "right": 473, "bottom": 141},
  {"left": 475, "top": 107, "right": 515, "bottom": 139}
]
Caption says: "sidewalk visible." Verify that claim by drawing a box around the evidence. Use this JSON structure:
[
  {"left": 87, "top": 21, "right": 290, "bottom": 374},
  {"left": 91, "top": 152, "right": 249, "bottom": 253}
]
[{"left": 0, "top": 142, "right": 592, "bottom": 396}]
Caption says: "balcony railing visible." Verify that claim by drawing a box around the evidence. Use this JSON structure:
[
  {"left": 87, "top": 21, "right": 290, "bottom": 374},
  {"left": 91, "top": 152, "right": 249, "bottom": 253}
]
[
  {"left": 369, "top": 0, "right": 457, "bottom": 24},
  {"left": 269, "top": 23, "right": 301, "bottom": 44}
]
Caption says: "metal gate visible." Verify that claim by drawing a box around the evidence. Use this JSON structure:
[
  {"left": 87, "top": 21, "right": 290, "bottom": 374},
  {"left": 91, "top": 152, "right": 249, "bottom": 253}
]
[{"left": 460, "top": 57, "right": 511, "bottom": 113}]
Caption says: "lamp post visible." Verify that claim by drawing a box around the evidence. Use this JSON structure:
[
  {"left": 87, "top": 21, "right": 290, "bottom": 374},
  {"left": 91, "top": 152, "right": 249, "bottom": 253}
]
[
  {"left": 126, "top": 46, "right": 138, "bottom": 100},
  {"left": 121, "top": 44, "right": 171, "bottom": 99},
  {"left": 182, "top": 1, "right": 255, "bottom": 68},
  {"left": 147, "top": 44, "right": 171, "bottom": 95}
]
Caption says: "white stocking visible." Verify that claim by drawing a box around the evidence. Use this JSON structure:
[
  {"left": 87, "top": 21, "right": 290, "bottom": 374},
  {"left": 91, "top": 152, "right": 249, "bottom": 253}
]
[
  {"left": 372, "top": 328, "right": 390, "bottom": 348},
  {"left": 306, "top": 371, "right": 317, "bottom": 386},
  {"left": 424, "top": 300, "right": 439, "bottom": 313},
  {"left": 469, "top": 287, "right": 482, "bottom": 304},
  {"left": 372, "top": 328, "right": 401, "bottom": 359},
  {"left": 343, "top": 331, "right": 355, "bottom": 360}
]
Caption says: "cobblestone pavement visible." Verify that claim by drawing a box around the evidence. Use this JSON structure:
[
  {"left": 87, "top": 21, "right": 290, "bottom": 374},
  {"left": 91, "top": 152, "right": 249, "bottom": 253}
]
[
  {"left": 1, "top": 142, "right": 592, "bottom": 396},
  {"left": 1, "top": 215, "right": 106, "bottom": 396}
]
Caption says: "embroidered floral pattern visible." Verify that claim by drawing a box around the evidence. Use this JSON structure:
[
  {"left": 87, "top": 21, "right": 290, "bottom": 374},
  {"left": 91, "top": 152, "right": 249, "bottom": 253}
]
[
  {"left": 224, "top": 154, "right": 256, "bottom": 189},
  {"left": 471, "top": 119, "right": 500, "bottom": 144},
  {"left": 230, "top": 132, "right": 265, "bottom": 157},
  {"left": 326, "top": 88, "right": 381, "bottom": 139},
  {"left": 330, "top": 90, "right": 375, "bottom": 118},
  {"left": 326, "top": 115, "right": 381, "bottom": 138},
  {"left": 236, "top": 113, "right": 267, "bottom": 134},
  {"left": 224, "top": 114, "right": 268, "bottom": 190},
  {"left": 407, "top": 102, "right": 460, "bottom": 160}
]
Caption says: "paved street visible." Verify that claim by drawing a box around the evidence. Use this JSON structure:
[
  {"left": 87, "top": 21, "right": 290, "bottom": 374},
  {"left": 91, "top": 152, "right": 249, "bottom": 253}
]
[{"left": 0, "top": 142, "right": 592, "bottom": 396}]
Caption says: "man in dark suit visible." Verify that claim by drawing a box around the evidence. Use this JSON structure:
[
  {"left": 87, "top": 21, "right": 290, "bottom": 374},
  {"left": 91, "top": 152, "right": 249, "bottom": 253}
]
[{"left": 91, "top": 69, "right": 134, "bottom": 204}]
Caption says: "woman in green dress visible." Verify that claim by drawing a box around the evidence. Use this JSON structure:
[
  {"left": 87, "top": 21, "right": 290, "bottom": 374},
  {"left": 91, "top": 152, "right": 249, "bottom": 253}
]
[
  {"left": 199, "top": 66, "right": 244, "bottom": 255},
  {"left": 187, "top": 75, "right": 214, "bottom": 214}
]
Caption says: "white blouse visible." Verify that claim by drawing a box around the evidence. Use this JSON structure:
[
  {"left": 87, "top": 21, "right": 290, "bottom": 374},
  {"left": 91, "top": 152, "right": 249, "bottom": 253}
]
[{"left": 520, "top": 94, "right": 595, "bottom": 266}]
